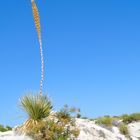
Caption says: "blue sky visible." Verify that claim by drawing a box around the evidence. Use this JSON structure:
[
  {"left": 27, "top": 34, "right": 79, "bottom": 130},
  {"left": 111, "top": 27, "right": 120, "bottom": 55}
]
[{"left": 0, "top": 0, "right": 140, "bottom": 126}]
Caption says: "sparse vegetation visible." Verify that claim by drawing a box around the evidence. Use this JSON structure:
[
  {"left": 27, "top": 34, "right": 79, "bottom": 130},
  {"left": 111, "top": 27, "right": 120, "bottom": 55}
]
[
  {"left": 11, "top": 1, "right": 140, "bottom": 140},
  {"left": 94, "top": 112, "right": 140, "bottom": 129},
  {"left": 0, "top": 125, "right": 12, "bottom": 132},
  {"left": 26, "top": 119, "right": 79, "bottom": 140},
  {"left": 95, "top": 116, "right": 113, "bottom": 128},
  {"left": 56, "top": 105, "right": 80, "bottom": 120},
  {"left": 119, "top": 123, "right": 129, "bottom": 136},
  {"left": 81, "top": 117, "right": 88, "bottom": 119},
  {"left": 76, "top": 113, "right": 81, "bottom": 118},
  {"left": 121, "top": 113, "right": 140, "bottom": 124},
  {"left": 17, "top": 2, "right": 81, "bottom": 139},
  {"left": 19, "top": 96, "right": 79, "bottom": 140}
]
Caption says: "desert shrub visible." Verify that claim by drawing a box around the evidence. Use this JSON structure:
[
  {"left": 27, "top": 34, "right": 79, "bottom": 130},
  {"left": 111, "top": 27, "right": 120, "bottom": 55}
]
[
  {"left": 119, "top": 123, "right": 129, "bottom": 135},
  {"left": 56, "top": 105, "right": 80, "bottom": 121},
  {"left": 121, "top": 113, "right": 140, "bottom": 124},
  {"left": 81, "top": 117, "right": 88, "bottom": 119},
  {"left": 25, "top": 109, "right": 79, "bottom": 140},
  {"left": 130, "top": 113, "right": 140, "bottom": 121},
  {"left": 77, "top": 113, "right": 81, "bottom": 118},
  {"left": 56, "top": 105, "right": 71, "bottom": 120},
  {"left": 0, "top": 125, "right": 12, "bottom": 132},
  {"left": 20, "top": 103, "right": 79, "bottom": 140},
  {"left": 5, "top": 126, "right": 12, "bottom": 131},
  {"left": 95, "top": 116, "right": 113, "bottom": 128},
  {"left": 0, "top": 125, "right": 7, "bottom": 132},
  {"left": 47, "top": 121, "right": 80, "bottom": 140},
  {"left": 121, "top": 114, "right": 133, "bottom": 124},
  {"left": 90, "top": 118, "right": 95, "bottom": 121}
]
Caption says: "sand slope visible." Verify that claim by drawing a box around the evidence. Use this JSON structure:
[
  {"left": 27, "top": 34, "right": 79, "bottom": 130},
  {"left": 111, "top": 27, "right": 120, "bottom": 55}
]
[{"left": 0, "top": 119, "right": 140, "bottom": 140}]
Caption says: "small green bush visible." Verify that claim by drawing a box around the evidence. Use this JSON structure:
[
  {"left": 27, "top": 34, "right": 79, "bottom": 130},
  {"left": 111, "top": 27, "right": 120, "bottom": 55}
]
[
  {"left": 95, "top": 116, "right": 112, "bottom": 128},
  {"left": 0, "top": 125, "right": 7, "bottom": 132},
  {"left": 76, "top": 113, "right": 81, "bottom": 118},
  {"left": 56, "top": 105, "right": 71, "bottom": 120},
  {"left": 121, "top": 114, "right": 132, "bottom": 124},
  {"left": 0, "top": 125, "right": 12, "bottom": 132},
  {"left": 56, "top": 105, "right": 80, "bottom": 120},
  {"left": 81, "top": 117, "right": 88, "bottom": 119},
  {"left": 121, "top": 113, "right": 140, "bottom": 124},
  {"left": 130, "top": 113, "right": 140, "bottom": 122},
  {"left": 119, "top": 123, "right": 129, "bottom": 135},
  {"left": 5, "top": 126, "right": 12, "bottom": 131}
]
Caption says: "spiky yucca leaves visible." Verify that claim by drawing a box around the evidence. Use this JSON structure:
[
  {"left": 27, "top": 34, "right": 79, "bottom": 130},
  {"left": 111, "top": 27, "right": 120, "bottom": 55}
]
[
  {"left": 20, "top": 94, "right": 52, "bottom": 121},
  {"left": 21, "top": 105, "right": 80, "bottom": 140},
  {"left": 31, "top": 0, "right": 44, "bottom": 95},
  {"left": 20, "top": 94, "right": 52, "bottom": 132}
]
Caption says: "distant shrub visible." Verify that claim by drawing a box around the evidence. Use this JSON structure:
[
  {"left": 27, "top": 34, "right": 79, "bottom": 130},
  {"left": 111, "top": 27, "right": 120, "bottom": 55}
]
[
  {"left": 56, "top": 105, "right": 80, "bottom": 120},
  {"left": 95, "top": 116, "right": 112, "bottom": 128},
  {"left": 121, "top": 113, "right": 140, "bottom": 124},
  {"left": 81, "top": 117, "right": 88, "bottom": 119},
  {"left": 0, "top": 125, "right": 12, "bottom": 132},
  {"left": 76, "top": 113, "right": 81, "bottom": 118},
  {"left": 0, "top": 125, "right": 7, "bottom": 132},
  {"left": 119, "top": 123, "right": 129, "bottom": 135},
  {"left": 56, "top": 105, "right": 71, "bottom": 120},
  {"left": 90, "top": 118, "right": 95, "bottom": 121},
  {"left": 5, "top": 126, "right": 12, "bottom": 131},
  {"left": 130, "top": 113, "right": 140, "bottom": 121},
  {"left": 121, "top": 114, "right": 133, "bottom": 124}
]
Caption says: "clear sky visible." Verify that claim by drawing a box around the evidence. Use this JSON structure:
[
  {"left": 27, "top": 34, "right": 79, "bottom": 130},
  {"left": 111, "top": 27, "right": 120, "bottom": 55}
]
[{"left": 0, "top": 0, "right": 140, "bottom": 126}]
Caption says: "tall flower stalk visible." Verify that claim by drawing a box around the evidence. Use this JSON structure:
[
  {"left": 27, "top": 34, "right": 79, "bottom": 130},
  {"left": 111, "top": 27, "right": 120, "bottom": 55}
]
[{"left": 31, "top": 0, "right": 44, "bottom": 95}]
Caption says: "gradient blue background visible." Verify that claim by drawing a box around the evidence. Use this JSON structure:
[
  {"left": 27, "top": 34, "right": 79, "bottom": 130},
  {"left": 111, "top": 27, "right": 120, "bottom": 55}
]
[{"left": 0, "top": 0, "right": 140, "bottom": 126}]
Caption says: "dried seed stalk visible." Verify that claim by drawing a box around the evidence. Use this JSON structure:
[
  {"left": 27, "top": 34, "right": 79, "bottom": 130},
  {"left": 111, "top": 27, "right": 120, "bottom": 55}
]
[{"left": 31, "top": 0, "right": 44, "bottom": 95}]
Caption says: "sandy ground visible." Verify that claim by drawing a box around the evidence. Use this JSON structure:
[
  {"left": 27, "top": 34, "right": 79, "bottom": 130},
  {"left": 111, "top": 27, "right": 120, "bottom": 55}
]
[{"left": 0, "top": 119, "right": 140, "bottom": 140}]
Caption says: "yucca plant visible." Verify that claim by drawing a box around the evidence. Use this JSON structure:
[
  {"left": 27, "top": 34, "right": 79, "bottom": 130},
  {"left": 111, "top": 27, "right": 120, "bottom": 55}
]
[
  {"left": 31, "top": 0, "right": 44, "bottom": 95},
  {"left": 20, "top": 94, "right": 52, "bottom": 131}
]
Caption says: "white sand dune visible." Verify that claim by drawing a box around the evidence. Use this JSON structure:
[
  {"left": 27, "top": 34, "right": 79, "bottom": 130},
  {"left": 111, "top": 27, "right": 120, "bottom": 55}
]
[
  {"left": 0, "top": 119, "right": 140, "bottom": 140},
  {"left": 76, "top": 119, "right": 140, "bottom": 140},
  {"left": 0, "top": 131, "right": 32, "bottom": 140}
]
